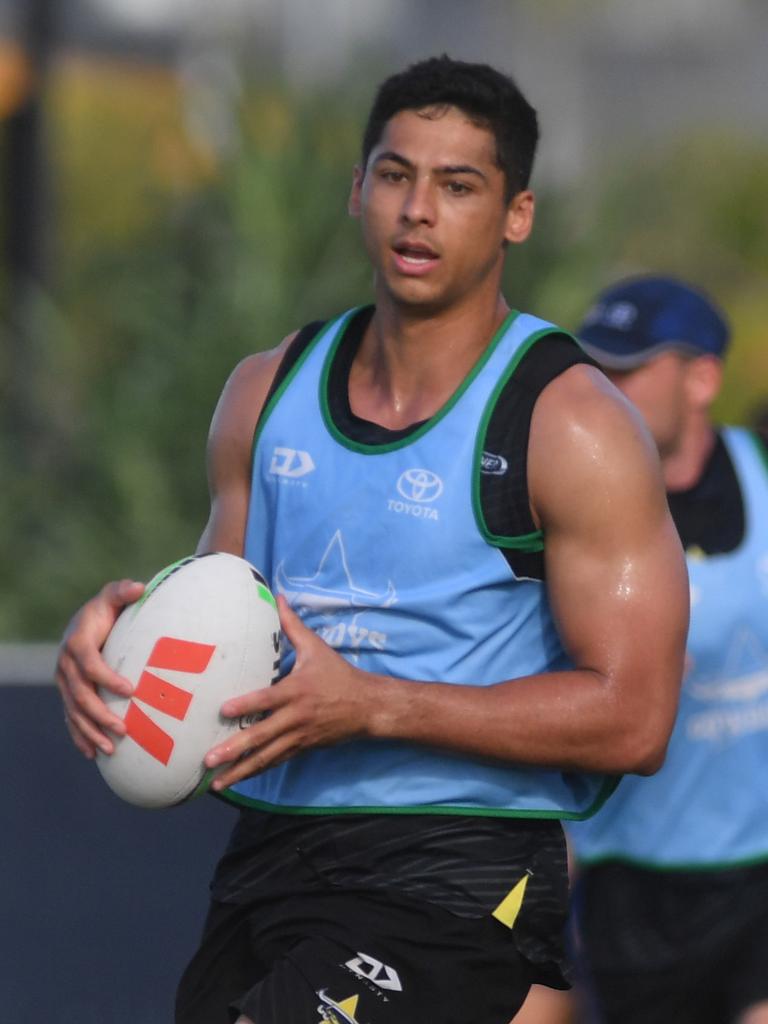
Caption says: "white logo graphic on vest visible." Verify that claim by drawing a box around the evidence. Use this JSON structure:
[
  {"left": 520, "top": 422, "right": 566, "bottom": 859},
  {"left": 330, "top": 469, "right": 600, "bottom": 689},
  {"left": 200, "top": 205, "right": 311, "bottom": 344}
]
[
  {"left": 481, "top": 450, "right": 509, "bottom": 476},
  {"left": 685, "top": 628, "right": 768, "bottom": 743},
  {"left": 269, "top": 446, "right": 315, "bottom": 481},
  {"left": 344, "top": 953, "right": 403, "bottom": 992},
  {"left": 275, "top": 530, "right": 397, "bottom": 660},
  {"left": 388, "top": 467, "right": 443, "bottom": 521}
]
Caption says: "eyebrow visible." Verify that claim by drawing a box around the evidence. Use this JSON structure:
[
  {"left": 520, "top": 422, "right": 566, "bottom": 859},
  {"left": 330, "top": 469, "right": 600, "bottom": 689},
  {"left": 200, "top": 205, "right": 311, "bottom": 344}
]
[{"left": 372, "top": 151, "right": 488, "bottom": 182}]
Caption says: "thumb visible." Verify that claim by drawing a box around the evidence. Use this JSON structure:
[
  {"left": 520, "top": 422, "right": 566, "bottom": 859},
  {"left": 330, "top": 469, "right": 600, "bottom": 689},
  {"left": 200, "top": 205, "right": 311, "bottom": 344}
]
[
  {"left": 277, "top": 595, "right": 316, "bottom": 663},
  {"left": 102, "top": 578, "right": 145, "bottom": 610}
]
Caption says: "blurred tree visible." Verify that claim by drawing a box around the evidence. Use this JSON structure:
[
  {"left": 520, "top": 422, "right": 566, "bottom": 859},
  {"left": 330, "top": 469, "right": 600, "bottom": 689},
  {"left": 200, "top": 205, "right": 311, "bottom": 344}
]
[
  {"left": 0, "top": 68, "right": 371, "bottom": 638},
  {"left": 2, "top": 0, "right": 56, "bottom": 467},
  {"left": 2, "top": 61, "right": 767, "bottom": 639}
]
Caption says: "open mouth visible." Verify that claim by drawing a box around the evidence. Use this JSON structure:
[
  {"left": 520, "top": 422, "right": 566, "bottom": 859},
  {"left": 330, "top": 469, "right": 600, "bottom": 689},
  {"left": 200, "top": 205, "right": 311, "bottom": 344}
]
[{"left": 392, "top": 241, "right": 440, "bottom": 269}]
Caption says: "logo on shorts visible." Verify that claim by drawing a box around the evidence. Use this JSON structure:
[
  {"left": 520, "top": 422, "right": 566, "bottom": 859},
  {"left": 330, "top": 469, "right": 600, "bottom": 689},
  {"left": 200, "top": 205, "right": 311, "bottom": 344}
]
[
  {"left": 344, "top": 953, "right": 403, "bottom": 992},
  {"left": 315, "top": 990, "right": 362, "bottom": 1024}
]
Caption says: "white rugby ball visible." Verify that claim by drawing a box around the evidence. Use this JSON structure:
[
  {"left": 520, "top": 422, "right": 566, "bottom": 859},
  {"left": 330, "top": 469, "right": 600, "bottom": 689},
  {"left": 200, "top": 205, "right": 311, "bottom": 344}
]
[{"left": 96, "top": 552, "right": 280, "bottom": 809}]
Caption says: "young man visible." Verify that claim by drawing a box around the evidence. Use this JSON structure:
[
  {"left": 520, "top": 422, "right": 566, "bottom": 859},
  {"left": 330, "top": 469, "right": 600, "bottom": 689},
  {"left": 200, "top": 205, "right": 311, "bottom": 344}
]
[
  {"left": 568, "top": 276, "right": 768, "bottom": 1024},
  {"left": 55, "top": 59, "right": 688, "bottom": 1024}
]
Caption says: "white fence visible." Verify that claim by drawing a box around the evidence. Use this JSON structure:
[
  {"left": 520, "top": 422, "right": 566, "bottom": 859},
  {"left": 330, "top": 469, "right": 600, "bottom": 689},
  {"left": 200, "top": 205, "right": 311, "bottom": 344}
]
[{"left": 0, "top": 643, "right": 57, "bottom": 684}]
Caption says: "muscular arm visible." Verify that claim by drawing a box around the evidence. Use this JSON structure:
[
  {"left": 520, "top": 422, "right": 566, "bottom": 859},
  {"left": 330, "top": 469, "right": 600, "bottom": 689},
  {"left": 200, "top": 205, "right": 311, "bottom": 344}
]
[
  {"left": 207, "top": 365, "right": 689, "bottom": 786},
  {"left": 372, "top": 366, "right": 687, "bottom": 772}
]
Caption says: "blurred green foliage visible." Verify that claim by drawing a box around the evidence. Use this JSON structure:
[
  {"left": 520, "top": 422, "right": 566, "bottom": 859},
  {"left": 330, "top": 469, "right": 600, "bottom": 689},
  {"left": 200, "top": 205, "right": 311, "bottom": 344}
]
[{"left": 2, "top": 58, "right": 767, "bottom": 639}]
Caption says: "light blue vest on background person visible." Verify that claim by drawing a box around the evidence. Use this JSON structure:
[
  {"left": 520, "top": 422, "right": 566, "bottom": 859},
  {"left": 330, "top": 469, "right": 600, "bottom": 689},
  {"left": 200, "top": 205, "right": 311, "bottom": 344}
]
[
  {"left": 570, "top": 427, "right": 768, "bottom": 868},
  {"left": 227, "top": 306, "right": 615, "bottom": 818}
]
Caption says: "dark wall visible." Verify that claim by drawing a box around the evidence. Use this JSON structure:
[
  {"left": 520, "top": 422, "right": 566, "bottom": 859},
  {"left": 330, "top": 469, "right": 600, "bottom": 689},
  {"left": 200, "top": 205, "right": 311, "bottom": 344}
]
[{"left": 1, "top": 685, "right": 238, "bottom": 1023}]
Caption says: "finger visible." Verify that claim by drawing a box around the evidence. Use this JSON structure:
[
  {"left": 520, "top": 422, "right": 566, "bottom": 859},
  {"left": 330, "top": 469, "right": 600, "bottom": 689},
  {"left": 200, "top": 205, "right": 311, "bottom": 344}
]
[
  {"left": 61, "top": 703, "right": 98, "bottom": 760},
  {"left": 61, "top": 639, "right": 133, "bottom": 698},
  {"left": 210, "top": 734, "right": 300, "bottom": 790},
  {"left": 58, "top": 649, "right": 129, "bottom": 746},
  {"left": 60, "top": 691, "right": 112, "bottom": 757},
  {"left": 101, "top": 578, "right": 145, "bottom": 609},
  {"left": 205, "top": 711, "right": 276, "bottom": 768},
  {"left": 59, "top": 650, "right": 130, "bottom": 731},
  {"left": 219, "top": 682, "right": 280, "bottom": 721},
  {"left": 58, "top": 673, "right": 124, "bottom": 756},
  {"left": 277, "top": 596, "right": 315, "bottom": 660}
]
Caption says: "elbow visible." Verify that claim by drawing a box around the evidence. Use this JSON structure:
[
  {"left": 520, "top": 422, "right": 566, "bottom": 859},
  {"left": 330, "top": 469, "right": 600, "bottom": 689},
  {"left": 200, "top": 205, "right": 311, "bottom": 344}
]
[
  {"left": 611, "top": 719, "right": 672, "bottom": 776},
  {"left": 628, "top": 742, "right": 668, "bottom": 777},
  {"left": 596, "top": 666, "right": 681, "bottom": 776}
]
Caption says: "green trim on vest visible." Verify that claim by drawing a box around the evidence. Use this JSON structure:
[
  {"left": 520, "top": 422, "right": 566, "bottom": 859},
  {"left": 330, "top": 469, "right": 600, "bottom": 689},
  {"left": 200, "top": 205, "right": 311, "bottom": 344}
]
[
  {"left": 577, "top": 848, "right": 768, "bottom": 872},
  {"left": 189, "top": 767, "right": 218, "bottom": 801},
  {"left": 219, "top": 772, "right": 619, "bottom": 820},
  {"left": 249, "top": 308, "right": 360, "bottom": 474},
  {"left": 749, "top": 428, "right": 768, "bottom": 475},
  {"left": 319, "top": 309, "right": 521, "bottom": 455}
]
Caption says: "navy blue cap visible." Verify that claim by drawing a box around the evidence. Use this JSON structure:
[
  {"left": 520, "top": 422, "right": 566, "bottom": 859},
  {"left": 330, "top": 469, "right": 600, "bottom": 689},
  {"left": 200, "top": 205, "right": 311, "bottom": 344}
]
[{"left": 577, "top": 276, "right": 730, "bottom": 369}]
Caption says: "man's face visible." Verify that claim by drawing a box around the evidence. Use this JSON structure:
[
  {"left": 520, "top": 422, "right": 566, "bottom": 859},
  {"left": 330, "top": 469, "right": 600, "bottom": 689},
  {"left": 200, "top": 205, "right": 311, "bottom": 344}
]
[
  {"left": 605, "top": 352, "right": 692, "bottom": 458},
  {"left": 349, "top": 106, "right": 532, "bottom": 314}
]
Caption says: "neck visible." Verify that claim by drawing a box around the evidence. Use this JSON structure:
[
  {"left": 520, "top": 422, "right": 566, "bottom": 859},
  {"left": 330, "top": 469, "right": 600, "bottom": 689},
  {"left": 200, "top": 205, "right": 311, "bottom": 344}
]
[
  {"left": 662, "top": 415, "right": 716, "bottom": 492},
  {"left": 350, "top": 291, "right": 510, "bottom": 430}
]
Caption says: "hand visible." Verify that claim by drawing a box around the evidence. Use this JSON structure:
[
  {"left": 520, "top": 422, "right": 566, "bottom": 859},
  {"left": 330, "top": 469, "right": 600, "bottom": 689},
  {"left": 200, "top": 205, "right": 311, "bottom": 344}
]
[
  {"left": 55, "top": 579, "right": 145, "bottom": 759},
  {"left": 205, "top": 596, "right": 378, "bottom": 790}
]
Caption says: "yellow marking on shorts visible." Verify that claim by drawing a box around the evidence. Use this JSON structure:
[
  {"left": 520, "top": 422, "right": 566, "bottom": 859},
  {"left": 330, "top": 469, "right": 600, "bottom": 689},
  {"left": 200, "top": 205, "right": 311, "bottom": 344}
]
[
  {"left": 337, "top": 995, "right": 359, "bottom": 1018},
  {"left": 492, "top": 872, "right": 530, "bottom": 929}
]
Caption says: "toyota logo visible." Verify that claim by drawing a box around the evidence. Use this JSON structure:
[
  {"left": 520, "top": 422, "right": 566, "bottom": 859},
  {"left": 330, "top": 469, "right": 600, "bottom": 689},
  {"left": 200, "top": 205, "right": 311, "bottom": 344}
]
[{"left": 396, "top": 468, "right": 444, "bottom": 503}]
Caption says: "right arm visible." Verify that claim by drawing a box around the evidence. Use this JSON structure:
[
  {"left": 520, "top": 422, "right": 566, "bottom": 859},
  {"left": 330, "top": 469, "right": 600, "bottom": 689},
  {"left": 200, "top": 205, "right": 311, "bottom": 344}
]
[{"left": 55, "top": 337, "right": 294, "bottom": 758}]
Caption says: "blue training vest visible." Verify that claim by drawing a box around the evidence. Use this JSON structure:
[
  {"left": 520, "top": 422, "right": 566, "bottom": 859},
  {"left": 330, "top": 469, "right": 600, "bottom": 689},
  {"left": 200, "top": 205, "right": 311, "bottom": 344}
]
[
  {"left": 225, "top": 307, "right": 615, "bottom": 818},
  {"left": 570, "top": 428, "right": 768, "bottom": 868}
]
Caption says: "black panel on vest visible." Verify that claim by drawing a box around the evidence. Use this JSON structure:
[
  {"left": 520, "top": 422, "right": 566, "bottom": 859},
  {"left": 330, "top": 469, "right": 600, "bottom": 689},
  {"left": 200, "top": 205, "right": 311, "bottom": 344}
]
[
  {"left": 481, "top": 333, "right": 597, "bottom": 580},
  {"left": 259, "top": 319, "right": 328, "bottom": 425},
  {"left": 667, "top": 432, "right": 745, "bottom": 554}
]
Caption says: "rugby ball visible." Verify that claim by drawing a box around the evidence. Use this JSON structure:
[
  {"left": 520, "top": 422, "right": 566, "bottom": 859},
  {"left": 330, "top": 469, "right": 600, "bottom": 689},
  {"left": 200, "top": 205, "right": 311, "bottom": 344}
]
[{"left": 96, "top": 552, "right": 280, "bottom": 808}]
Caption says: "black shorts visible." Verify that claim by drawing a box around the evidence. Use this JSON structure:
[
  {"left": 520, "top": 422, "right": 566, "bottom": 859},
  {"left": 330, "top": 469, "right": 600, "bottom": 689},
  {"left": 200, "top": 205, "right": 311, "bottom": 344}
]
[
  {"left": 571, "top": 861, "right": 768, "bottom": 1024},
  {"left": 176, "top": 887, "right": 539, "bottom": 1024}
]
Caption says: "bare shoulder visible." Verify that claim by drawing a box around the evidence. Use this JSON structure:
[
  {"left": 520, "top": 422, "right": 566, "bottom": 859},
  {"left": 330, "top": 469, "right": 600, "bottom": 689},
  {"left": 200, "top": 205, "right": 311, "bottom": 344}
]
[
  {"left": 219, "top": 332, "right": 298, "bottom": 419},
  {"left": 529, "top": 363, "right": 667, "bottom": 532},
  {"left": 209, "top": 332, "right": 299, "bottom": 448},
  {"left": 198, "top": 332, "right": 300, "bottom": 554}
]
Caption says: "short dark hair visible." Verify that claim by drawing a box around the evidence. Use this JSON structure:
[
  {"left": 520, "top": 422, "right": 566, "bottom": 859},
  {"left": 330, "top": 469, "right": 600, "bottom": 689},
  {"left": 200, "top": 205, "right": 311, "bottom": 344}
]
[{"left": 361, "top": 55, "right": 539, "bottom": 199}]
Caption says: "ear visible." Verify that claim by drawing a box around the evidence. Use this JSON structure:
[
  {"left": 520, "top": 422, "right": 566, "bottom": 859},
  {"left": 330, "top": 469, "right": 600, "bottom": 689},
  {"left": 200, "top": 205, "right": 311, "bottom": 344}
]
[
  {"left": 348, "top": 165, "right": 364, "bottom": 218},
  {"left": 504, "top": 189, "right": 535, "bottom": 245},
  {"left": 685, "top": 355, "right": 722, "bottom": 411}
]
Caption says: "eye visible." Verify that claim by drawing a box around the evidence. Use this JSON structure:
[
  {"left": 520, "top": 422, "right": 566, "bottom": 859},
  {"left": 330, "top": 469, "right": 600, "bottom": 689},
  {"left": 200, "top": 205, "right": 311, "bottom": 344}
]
[
  {"left": 380, "top": 169, "right": 406, "bottom": 184},
  {"left": 446, "top": 180, "right": 472, "bottom": 195}
]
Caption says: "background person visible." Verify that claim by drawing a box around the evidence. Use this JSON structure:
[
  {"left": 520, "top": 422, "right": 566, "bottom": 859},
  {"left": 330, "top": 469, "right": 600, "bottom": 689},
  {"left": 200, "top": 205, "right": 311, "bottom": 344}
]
[
  {"left": 568, "top": 275, "right": 768, "bottom": 1024},
  {"left": 55, "top": 60, "right": 688, "bottom": 1024}
]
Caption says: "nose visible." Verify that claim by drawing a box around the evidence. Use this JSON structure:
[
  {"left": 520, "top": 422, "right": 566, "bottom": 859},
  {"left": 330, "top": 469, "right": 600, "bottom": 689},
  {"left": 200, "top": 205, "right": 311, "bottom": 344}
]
[{"left": 400, "top": 177, "right": 437, "bottom": 226}]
